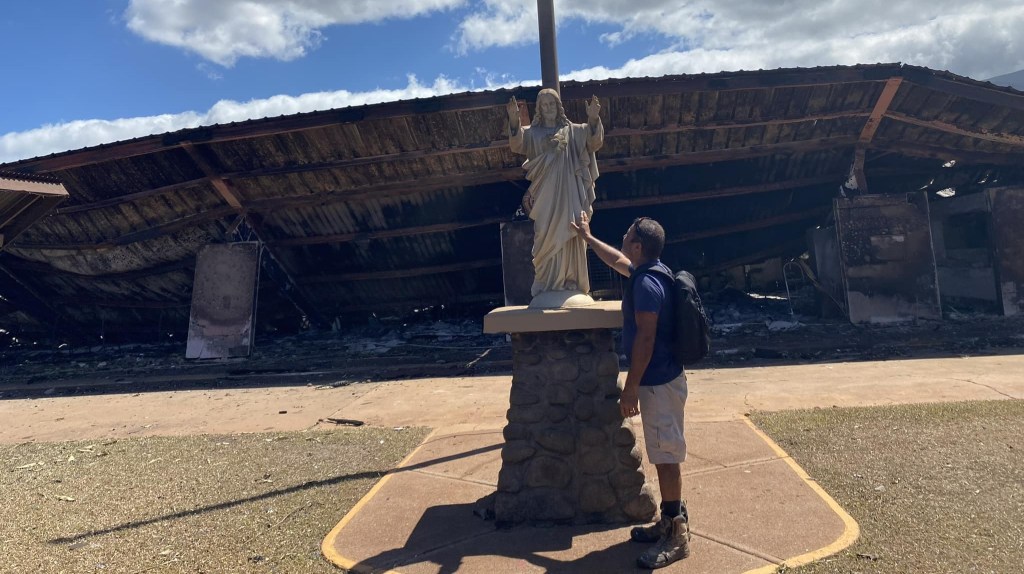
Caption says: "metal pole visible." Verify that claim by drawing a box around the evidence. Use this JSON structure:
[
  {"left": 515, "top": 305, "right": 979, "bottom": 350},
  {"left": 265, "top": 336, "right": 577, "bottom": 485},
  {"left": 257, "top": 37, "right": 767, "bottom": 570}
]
[{"left": 537, "top": 0, "right": 560, "bottom": 94}]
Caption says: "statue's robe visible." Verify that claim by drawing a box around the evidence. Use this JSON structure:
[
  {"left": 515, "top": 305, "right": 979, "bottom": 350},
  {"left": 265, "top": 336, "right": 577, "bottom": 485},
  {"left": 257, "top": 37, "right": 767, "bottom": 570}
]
[{"left": 510, "top": 119, "right": 604, "bottom": 297}]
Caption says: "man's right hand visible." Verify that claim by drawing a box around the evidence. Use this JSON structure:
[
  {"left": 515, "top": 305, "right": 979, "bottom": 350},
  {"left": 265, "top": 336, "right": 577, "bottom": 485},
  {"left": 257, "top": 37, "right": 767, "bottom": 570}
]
[
  {"left": 619, "top": 386, "right": 640, "bottom": 418},
  {"left": 569, "top": 210, "right": 592, "bottom": 242}
]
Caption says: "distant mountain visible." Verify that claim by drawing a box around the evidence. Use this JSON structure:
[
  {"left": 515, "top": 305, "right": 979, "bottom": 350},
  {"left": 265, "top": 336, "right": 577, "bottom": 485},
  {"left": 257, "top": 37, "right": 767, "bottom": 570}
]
[{"left": 987, "top": 69, "right": 1024, "bottom": 90}]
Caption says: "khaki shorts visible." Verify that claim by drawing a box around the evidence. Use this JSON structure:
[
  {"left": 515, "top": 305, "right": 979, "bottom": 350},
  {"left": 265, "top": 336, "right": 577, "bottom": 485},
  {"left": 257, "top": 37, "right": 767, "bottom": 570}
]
[{"left": 638, "top": 373, "right": 688, "bottom": 465}]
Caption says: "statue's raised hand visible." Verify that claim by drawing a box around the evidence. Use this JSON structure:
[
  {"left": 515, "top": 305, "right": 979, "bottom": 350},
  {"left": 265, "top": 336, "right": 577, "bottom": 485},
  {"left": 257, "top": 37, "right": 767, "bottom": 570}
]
[
  {"left": 507, "top": 96, "right": 521, "bottom": 129},
  {"left": 585, "top": 95, "right": 601, "bottom": 122}
]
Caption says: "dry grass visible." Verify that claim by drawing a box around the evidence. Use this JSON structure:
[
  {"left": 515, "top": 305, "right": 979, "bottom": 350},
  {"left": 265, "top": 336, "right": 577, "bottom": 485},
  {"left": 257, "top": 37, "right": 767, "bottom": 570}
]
[
  {"left": 751, "top": 400, "right": 1024, "bottom": 574},
  {"left": 0, "top": 426, "right": 430, "bottom": 573}
]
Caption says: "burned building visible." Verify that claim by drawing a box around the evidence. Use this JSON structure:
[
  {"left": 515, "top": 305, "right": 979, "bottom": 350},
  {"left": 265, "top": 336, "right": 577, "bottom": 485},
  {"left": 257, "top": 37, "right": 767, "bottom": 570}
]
[{"left": 0, "top": 63, "right": 1022, "bottom": 345}]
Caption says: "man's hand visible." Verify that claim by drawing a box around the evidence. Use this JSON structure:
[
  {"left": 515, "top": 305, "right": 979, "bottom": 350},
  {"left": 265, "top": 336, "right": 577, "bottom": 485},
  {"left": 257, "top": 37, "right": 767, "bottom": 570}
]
[
  {"left": 620, "top": 386, "right": 640, "bottom": 418},
  {"left": 569, "top": 210, "right": 593, "bottom": 242}
]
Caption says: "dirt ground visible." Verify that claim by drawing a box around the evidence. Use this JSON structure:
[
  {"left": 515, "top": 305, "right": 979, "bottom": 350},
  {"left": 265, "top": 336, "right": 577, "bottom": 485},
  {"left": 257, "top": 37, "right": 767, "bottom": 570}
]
[{"left": 2, "top": 320, "right": 1023, "bottom": 445}]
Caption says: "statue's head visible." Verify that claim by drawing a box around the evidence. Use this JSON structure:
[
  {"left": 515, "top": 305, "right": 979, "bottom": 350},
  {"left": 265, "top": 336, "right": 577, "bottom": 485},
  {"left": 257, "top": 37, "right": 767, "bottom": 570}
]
[{"left": 532, "top": 88, "right": 569, "bottom": 128}]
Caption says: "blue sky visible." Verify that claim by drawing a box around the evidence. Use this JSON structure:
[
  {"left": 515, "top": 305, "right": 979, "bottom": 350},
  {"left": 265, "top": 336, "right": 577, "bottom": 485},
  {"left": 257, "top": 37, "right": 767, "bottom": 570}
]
[{"left": 2, "top": 0, "right": 1023, "bottom": 164}]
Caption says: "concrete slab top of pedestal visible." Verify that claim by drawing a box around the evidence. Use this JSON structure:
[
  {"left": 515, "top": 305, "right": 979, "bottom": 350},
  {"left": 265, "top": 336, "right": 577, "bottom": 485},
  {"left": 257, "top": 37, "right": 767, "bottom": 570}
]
[{"left": 483, "top": 300, "right": 623, "bottom": 333}]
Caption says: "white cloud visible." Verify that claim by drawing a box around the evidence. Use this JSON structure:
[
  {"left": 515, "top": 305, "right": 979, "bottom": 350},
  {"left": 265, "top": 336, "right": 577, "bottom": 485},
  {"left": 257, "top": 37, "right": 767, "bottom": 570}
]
[
  {"left": 456, "top": 0, "right": 1024, "bottom": 81},
  {"left": 0, "top": 75, "right": 485, "bottom": 164},
  {"left": 125, "top": 0, "right": 466, "bottom": 66}
]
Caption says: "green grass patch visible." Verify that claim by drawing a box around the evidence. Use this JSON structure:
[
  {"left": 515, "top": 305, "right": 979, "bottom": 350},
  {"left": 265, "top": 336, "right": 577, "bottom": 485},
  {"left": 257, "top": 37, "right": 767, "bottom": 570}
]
[
  {"left": 1, "top": 426, "right": 430, "bottom": 573},
  {"left": 751, "top": 400, "right": 1024, "bottom": 574}
]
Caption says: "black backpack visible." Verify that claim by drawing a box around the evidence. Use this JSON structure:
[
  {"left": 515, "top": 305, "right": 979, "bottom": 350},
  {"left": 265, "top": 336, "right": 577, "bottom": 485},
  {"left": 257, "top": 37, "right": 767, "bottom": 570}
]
[{"left": 631, "top": 264, "right": 712, "bottom": 366}]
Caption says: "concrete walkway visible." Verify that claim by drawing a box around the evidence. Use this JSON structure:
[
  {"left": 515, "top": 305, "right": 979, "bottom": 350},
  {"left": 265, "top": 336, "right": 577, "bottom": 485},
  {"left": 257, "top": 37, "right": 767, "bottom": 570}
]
[{"left": 3, "top": 352, "right": 1023, "bottom": 573}]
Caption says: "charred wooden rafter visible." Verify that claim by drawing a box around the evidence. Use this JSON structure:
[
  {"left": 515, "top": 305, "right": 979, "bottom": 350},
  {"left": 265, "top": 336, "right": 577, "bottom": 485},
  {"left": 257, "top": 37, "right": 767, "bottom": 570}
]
[
  {"left": 0, "top": 256, "right": 194, "bottom": 281},
  {"left": 666, "top": 207, "right": 830, "bottom": 245},
  {"left": 699, "top": 239, "right": 808, "bottom": 274},
  {"left": 884, "top": 111, "right": 1024, "bottom": 147},
  {"left": 853, "top": 77, "right": 904, "bottom": 192},
  {"left": 870, "top": 141, "right": 1024, "bottom": 165},
  {"left": 299, "top": 258, "right": 503, "bottom": 284}
]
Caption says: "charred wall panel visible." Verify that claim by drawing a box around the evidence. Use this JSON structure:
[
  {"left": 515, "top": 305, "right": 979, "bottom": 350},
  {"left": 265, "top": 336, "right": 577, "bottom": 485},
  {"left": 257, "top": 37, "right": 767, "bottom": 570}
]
[
  {"left": 987, "top": 187, "right": 1024, "bottom": 316},
  {"left": 500, "top": 220, "right": 534, "bottom": 306},
  {"left": 835, "top": 193, "right": 941, "bottom": 324},
  {"left": 185, "top": 242, "right": 260, "bottom": 359},
  {"left": 808, "top": 226, "right": 846, "bottom": 313},
  {"left": 928, "top": 192, "right": 998, "bottom": 311}
]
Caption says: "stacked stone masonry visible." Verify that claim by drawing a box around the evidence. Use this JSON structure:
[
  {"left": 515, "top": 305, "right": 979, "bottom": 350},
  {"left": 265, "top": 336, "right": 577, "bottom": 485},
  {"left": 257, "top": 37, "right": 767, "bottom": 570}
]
[{"left": 495, "top": 328, "right": 657, "bottom": 526}]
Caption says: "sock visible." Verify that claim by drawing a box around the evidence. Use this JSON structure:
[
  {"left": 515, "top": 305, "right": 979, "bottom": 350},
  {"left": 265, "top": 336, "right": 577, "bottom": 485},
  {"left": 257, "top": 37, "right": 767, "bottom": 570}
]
[{"left": 661, "top": 500, "right": 682, "bottom": 519}]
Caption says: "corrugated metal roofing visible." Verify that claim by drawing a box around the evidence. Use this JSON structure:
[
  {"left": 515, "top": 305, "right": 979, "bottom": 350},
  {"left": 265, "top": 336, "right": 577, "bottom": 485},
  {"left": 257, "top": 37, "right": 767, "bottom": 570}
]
[{"left": 1, "top": 63, "right": 1023, "bottom": 341}]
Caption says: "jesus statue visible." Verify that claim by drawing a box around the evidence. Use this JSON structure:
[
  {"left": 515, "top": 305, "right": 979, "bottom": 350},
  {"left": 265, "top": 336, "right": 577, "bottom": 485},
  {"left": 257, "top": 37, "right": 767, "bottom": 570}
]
[{"left": 506, "top": 89, "right": 604, "bottom": 308}]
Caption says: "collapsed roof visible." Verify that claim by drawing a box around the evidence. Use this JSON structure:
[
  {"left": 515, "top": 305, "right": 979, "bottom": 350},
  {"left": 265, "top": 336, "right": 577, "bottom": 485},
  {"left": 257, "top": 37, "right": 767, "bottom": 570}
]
[{"left": 0, "top": 63, "right": 1022, "bottom": 341}]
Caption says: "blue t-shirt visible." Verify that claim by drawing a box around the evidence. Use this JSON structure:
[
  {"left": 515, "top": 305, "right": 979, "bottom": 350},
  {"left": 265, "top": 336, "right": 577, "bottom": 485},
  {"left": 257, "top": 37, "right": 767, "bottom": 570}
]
[{"left": 622, "top": 261, "right": 684, "bottom": 386}]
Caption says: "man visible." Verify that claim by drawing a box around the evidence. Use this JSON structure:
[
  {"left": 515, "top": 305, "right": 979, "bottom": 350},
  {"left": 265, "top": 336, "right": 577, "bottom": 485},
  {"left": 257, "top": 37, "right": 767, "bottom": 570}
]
[{"left": 571, "top": 212, "right": 690, "bottom": 570}]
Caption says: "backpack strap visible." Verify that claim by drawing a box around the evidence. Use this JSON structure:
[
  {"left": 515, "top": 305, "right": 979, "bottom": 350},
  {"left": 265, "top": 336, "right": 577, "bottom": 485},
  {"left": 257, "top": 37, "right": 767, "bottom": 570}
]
[{"left": 630, "top": 262, "right": 673, "bottom": 288}]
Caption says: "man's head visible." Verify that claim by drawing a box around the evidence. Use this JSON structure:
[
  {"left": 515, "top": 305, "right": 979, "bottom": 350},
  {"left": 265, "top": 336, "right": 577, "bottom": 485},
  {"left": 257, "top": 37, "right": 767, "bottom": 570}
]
[
  {"left": 532, "top": 88, "right": 569, "bottom": 128},
  {"left": 622, "top": 217, "right": 666, "bottom": 264}
]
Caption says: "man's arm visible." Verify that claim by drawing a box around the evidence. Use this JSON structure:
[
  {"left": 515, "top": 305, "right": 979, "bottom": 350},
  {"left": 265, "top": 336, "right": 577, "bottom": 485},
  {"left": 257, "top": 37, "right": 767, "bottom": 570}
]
[
  {"left": 570, "top": 211, "right": 632, "bottom": 277},
  {"left": 619, "top": 311, "right": 658, "bottom": 418}
]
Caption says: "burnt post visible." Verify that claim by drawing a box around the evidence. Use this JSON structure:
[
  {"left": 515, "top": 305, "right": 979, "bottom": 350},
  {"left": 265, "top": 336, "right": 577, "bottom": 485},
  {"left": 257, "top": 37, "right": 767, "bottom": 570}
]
[{"left": 537, "top": 0, "right": 560, "bottom": 94}]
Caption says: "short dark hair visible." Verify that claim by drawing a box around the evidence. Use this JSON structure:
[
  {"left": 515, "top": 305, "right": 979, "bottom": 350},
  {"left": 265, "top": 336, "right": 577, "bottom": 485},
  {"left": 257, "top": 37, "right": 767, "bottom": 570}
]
[{"left": 631, "top": 217, "right": 665, "bottom": 259}]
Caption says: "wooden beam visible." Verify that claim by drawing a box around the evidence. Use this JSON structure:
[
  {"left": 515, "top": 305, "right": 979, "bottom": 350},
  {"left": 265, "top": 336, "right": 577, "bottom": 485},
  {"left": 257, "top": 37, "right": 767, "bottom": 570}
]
[
  {"left": 11, "top": 206, "right": 236, "bottom": 250},
  {"left": 56, "top": 178, "right": 208, "bottom": 215},
  {"left": 0, "top": 262, "right": 63, "bottom": 325},
  {"left": 268, "top": 216, "right": 509, "bottom": 247},
  {"left": 330, "top": 291, "right": 504, "bottom": 314},
  {"left": 600, "top": 136, "right": 858, "bottom": 173},
  {"left": 869, "top": 141, "right": 1024, "bottom": 166},
  {"left": 599, "top": 174, "right": 843, "bottom": 209},
  {"left": 884, "top": 111, "right": 1024, "bottom": 146},
  {"left": 0, "top": 256, "right": 194, "bottom": 281},
  {"left": 299, "top": 258, "right": 502, "bottom": 284},
  {"left": 852, "top": 147, "right": 868, "bottom": 192},
  {"left": 181, "top": 143, "right": 245, "bottom": 210},
  {"left": 0, "top": 194, "right": 39, "bottom": 230},
  {"left": 696, "top": 239, "right": 808, "bottom": 274},
  {"left": 54, "top": 296, "right": 190, "bottom": 309},
  {"left": 243, "top": 168, "right": 525, "bottom": 212},
  {"left": 666, "top": 207, "right": 829, "bottom": 245},
  {"left": 609, "top": 111, "right": 869, "bottom": 138},
  {"left": 859, "top": 77, "right": 903, "bottom": 144}
]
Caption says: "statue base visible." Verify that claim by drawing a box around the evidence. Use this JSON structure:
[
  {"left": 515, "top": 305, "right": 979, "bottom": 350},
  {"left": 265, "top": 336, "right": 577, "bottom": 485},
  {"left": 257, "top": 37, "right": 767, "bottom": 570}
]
[
  {"left": 528, "top": 290, "right": 595, "bottom": 309},
  {"left": 483, "top": 303, "right": 658, "bottom": 528}
]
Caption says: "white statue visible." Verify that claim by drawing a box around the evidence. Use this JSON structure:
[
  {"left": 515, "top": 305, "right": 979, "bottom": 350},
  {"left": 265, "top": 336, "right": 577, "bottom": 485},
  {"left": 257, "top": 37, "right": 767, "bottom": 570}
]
[{"left": 506, "top": 89, "right": 604, "bottom": 308}]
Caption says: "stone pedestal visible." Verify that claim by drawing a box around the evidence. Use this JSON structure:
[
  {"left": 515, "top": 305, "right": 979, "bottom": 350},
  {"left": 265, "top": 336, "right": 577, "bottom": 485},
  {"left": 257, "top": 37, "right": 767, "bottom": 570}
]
[{"left": 484, "top": 302, "right": 657, "bottom": 527}]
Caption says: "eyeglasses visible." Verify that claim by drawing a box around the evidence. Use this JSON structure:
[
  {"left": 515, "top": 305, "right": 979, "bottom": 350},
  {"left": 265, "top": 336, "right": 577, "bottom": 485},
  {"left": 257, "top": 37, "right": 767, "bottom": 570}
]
[{"left": 629, "top": 217, "right": 652, "bottom": 243}]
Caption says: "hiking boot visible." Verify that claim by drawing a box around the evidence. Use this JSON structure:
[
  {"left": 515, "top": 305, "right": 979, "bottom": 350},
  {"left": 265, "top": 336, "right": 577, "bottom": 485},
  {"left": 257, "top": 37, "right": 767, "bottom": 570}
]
[
  {"left": 630, "top": 514, "right": 671, "bottom": 543},
  {"left": 637, "top": 514, "right": 691, "bottom": 569}
]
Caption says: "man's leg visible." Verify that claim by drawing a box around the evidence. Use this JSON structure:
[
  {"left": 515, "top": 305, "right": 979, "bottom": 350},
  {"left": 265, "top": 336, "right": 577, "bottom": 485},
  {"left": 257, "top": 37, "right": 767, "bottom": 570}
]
[
  {"left": 655, "top": 462, "right": 683, "bottom": 519},
  {"left": 634, "top": 375, "right": 690, "bottom": 568}
]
